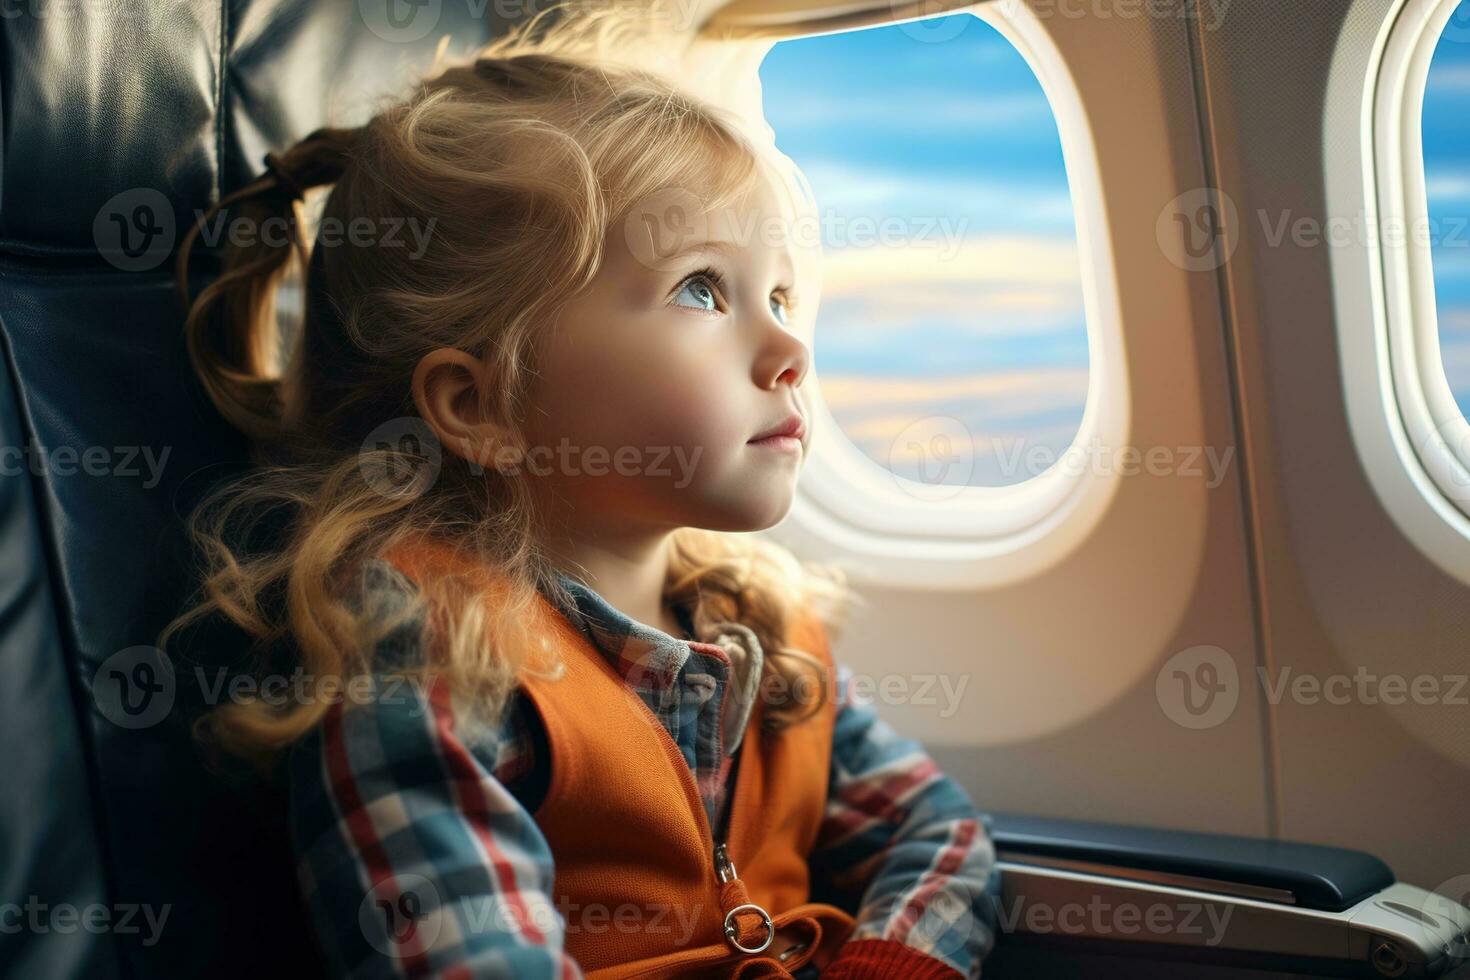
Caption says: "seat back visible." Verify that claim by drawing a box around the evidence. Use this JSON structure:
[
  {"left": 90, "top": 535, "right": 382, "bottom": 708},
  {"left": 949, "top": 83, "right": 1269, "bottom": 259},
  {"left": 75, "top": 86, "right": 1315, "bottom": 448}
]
[{"left": 0, "top": 5, "right": 495, "bottom": 975}]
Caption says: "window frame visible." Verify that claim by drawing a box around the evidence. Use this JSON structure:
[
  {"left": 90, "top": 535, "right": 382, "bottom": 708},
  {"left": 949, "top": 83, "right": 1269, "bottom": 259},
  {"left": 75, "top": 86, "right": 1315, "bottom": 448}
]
[
  {"left": 1330, "top": 0, "right": 1470, "bottom": 583},
  {"left": 1376, "top": 0, "right": 1470, "bottom": 511},
  {"left": 770, "top": 2, "right": 1129, "bottom": 590}
]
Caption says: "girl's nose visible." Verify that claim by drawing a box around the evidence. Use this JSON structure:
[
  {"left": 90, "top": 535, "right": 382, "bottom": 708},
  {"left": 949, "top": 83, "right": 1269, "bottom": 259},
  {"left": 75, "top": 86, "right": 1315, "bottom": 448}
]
[{"left": 756, "top": 321, "right": 811, "bottom": 390}]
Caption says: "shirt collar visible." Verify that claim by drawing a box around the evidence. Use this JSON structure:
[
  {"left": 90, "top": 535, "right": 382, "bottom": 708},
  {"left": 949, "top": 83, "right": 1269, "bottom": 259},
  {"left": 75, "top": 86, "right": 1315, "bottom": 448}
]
[{"left": 548, "top": 571, "right": 765, "bottom": 755}]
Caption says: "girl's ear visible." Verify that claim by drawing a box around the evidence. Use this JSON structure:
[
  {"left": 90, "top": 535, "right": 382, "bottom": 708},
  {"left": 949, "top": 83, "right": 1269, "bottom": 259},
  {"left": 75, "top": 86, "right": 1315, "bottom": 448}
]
[{"left": 412, "top": 347, "right": 525, "bottom": 471}]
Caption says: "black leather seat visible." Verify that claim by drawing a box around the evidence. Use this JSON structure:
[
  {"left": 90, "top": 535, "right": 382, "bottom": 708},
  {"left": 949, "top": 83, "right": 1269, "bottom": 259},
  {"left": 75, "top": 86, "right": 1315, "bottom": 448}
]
[{"left": 0, "top": 5, "right": 496, "bottom": 977}]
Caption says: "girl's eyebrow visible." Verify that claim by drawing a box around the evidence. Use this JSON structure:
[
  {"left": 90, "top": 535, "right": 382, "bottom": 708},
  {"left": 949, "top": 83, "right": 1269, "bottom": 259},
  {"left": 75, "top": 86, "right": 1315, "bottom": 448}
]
[
  {"left": 662, "top": 237, "right": 799, "bottom": 295},
  {"left": 668, "top": 238, "right": 797, "bottom": 280},
  {"left": 666, "top": 238, "right": 740, "bottom": 261}
]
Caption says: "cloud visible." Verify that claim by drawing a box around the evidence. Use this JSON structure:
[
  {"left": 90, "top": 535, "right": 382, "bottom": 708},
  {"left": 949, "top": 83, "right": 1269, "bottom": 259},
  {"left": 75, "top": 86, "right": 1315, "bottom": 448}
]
[
  {"left": 817, "top": 285, "right": 1084, "bottom": 341},
  {"left": 769, "top": 90, "right": 1052, "bottom": 133},
  {"left": 1426, "top": 172, "right": 1470, "bottom": 204},
  {"left": 1439, "top": 306, "right": 1470, "bottom": 331},
  {"left": 794, "top": 157, "right": 1076, "bottom": 232},
  {"left": 1427, "top": 63, "right": 1470, "bottom": 94},
  {"left": 823, "top": 235, "right": 1087, "bottom": 293},
  {"left": 820, "top": 368, "right": 1088, "bottom": 423},
  {"left": 816, "top": 369, "right": 1090, "bottom": 485},
  {"left": 1427, "top": 247, "right": 1470, "bottom": 278}
]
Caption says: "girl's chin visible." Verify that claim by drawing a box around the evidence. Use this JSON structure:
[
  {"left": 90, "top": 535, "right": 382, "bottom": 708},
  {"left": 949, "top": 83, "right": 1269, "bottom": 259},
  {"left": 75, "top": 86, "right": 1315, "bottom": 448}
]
[{"left": 694, "top": 485, "right": 798, "bottom": 533}]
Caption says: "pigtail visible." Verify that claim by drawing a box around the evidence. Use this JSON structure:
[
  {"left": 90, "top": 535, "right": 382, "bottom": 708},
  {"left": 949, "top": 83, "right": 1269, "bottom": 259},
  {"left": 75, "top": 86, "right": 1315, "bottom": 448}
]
[{"left": 174, "top": 127, "right": 359, "bottom": 442}]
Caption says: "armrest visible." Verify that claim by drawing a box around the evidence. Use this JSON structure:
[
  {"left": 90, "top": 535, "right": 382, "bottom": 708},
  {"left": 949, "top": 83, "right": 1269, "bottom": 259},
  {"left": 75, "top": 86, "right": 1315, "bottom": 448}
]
[
  {"left": 990, "top": 813, "right": 1394, "bottom": 912},
  {"left": 983, "top": 812, "right": 1470, "bottom": 979}
]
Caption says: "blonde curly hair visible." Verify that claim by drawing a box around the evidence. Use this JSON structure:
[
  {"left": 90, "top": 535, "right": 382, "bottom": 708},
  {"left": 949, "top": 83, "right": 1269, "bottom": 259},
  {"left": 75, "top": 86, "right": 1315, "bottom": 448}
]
[{"left": 163, "top": 1, "right": 857, "bottom": 770}]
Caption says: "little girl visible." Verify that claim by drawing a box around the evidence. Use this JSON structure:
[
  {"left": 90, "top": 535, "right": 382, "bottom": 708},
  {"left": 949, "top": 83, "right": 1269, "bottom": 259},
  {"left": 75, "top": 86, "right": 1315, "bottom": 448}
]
[{"left": 165, "top": 5, "right": 997, "bottom": 977}]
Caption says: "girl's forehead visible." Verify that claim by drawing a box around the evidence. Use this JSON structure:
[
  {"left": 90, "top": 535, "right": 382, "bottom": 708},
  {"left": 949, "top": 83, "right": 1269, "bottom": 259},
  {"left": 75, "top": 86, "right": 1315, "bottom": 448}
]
[
  {"left": 713, "top": 172, "right": 821, "bottom": 262},
  {"left": 708, "top": 182, "right": 794, "bottom": 238},
  {"left": 613, "top": 169, "right": 819, "bottom": 276},
  {"left": 686, "top": 152, "right": 810, "bottom": 230}
]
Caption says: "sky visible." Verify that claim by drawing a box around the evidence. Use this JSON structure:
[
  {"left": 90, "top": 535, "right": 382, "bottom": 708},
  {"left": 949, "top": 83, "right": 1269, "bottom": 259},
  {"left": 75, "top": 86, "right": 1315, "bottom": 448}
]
[
  {"left": 760, "top": 4, "right": 1470, "bottom": 486},
  {"left": 1424, "top": 0, "right": 1470, "bottom": 418},
  {"left": 759, "top": 13, "right": 1088, "bottom": 487}
]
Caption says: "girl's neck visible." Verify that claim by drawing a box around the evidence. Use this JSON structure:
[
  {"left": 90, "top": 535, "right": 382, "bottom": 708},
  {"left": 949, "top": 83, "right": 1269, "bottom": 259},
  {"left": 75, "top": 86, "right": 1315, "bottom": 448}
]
[{"left": 539, "top": 524, "right": 684, "bottom": 638}]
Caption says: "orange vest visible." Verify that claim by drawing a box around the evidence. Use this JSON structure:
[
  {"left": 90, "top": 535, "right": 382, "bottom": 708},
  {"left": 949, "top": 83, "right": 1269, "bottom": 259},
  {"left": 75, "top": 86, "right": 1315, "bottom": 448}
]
[{"left": 383, "top": 538, "right": 856, "bottom": 979}]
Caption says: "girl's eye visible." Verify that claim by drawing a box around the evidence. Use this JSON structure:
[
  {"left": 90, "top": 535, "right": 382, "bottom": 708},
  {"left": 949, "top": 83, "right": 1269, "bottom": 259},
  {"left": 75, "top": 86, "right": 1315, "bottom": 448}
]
[
  {"left": 672, "top": 275, "right": 720, "bottom": 312},
  {"left": 670, "top": 268, "right": 794, "bottom": 324},
  {"left": 770, "top": 295, "right": 790, "bottom": 325}
]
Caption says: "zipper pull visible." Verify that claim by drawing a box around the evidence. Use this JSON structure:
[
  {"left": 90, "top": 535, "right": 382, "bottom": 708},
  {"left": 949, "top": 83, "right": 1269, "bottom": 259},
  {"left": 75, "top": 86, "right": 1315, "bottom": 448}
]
[
  {"left": 714, "top": 841, "right": 774, "bottom": 954},
  {"left": 714, "top": 842, "right": 738, "bottom": 884}
]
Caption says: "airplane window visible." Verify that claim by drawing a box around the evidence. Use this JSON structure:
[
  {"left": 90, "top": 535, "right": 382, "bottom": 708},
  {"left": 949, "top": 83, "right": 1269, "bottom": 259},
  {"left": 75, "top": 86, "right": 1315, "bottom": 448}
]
[
  {"left": 759, "top": 13, "right": 1090, "bottom": 488},
  {"left": 1423, "top": 0, "right": 1470, "bottom": 419}
]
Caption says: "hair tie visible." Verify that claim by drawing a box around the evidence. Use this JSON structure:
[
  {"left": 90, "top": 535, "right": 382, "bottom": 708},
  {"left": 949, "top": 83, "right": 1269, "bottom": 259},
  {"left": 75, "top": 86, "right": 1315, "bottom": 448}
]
[{"left": 263, "top": 151, "right": 306, "bottom": 202}]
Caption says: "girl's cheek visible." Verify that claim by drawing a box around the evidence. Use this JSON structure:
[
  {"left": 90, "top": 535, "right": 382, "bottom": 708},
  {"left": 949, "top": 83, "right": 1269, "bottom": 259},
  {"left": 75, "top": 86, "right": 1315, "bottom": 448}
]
[
  {"left": 664, "top": 365, "right": 752, "bottom": 441},
  {"left": 540, "top": 326, "right": 750, "bottom": 456}
]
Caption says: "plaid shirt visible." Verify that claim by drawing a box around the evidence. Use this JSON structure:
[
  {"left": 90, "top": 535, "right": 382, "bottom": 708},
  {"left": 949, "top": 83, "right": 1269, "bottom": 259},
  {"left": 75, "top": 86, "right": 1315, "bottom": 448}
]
[{"left": 289, "top": 559, "right": 998, "bottom": 978}]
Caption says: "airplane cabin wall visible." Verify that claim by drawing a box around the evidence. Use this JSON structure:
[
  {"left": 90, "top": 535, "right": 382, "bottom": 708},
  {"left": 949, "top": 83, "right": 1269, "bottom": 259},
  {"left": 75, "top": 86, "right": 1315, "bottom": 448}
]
[{"left": 766, "top": 0, "right": 1470, "bottom": 890}]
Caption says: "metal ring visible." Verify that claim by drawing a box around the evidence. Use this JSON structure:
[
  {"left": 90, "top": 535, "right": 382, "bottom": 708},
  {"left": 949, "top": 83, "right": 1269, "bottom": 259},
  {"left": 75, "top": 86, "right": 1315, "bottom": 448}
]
[{"left": 722, "top": 903, "right": 774, "bottom": 954}]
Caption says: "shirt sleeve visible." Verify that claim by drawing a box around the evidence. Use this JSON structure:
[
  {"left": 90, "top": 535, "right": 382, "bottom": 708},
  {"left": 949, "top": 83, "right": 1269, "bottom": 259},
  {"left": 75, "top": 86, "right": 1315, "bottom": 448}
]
[
  {"left": 807, "top": 661, "right": 1000, "bottom": 980},
  {"left": 288, "top": 666, "right": 582, "bottom": 979}
]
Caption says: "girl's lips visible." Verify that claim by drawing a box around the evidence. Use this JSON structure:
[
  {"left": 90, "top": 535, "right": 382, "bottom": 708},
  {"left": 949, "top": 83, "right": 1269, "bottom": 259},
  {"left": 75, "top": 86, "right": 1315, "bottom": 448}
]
[
  {"left": 748, "top": 434, "right": 803, "bottom": 453},
  {"left": 748, "top": 413, "right": 807, "bottom": 443}
]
